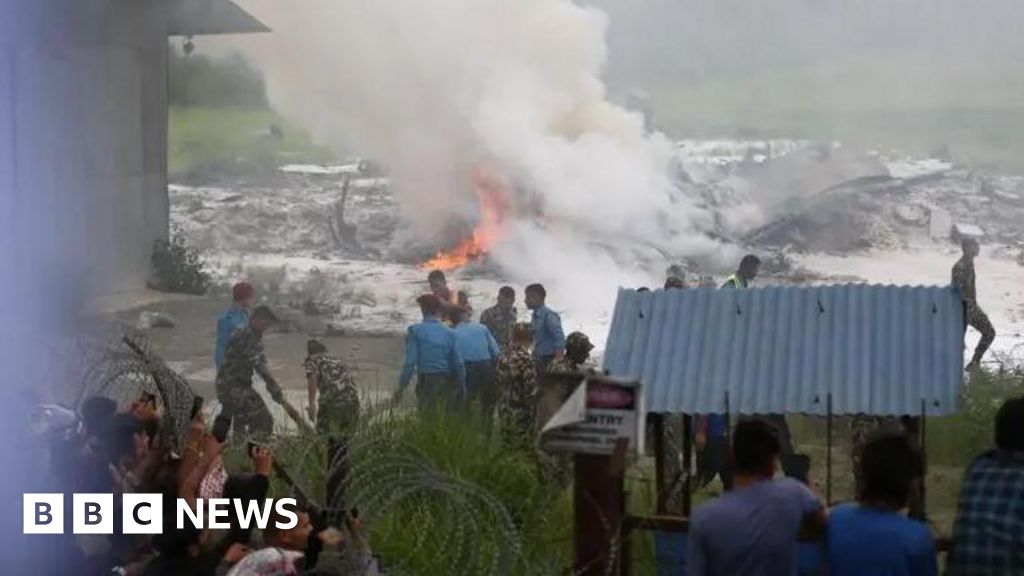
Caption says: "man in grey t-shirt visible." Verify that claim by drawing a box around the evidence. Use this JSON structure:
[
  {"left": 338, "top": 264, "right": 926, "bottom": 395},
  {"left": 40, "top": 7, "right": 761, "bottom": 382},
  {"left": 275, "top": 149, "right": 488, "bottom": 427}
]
[{"left": 687, "top": 419, "right": 825, "bottom": 576}]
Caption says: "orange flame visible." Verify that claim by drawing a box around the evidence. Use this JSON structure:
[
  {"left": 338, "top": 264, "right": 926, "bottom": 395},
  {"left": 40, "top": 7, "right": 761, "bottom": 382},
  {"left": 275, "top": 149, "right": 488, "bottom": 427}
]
[{"left": 422, "top": 168, "right": 507, "bottom": 271}]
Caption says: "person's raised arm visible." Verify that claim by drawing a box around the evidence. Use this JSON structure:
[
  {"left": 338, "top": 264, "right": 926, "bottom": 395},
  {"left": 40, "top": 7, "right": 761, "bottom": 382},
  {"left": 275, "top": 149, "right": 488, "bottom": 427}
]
[{"left": 180, "top": 432, "right": 224, "bottom": 505}]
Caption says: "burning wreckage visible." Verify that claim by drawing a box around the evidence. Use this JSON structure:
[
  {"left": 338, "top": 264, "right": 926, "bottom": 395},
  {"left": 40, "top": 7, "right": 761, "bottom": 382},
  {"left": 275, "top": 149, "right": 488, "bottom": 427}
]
[{"left": 169, "top": 140, "right": 1024, "bottom": 337}]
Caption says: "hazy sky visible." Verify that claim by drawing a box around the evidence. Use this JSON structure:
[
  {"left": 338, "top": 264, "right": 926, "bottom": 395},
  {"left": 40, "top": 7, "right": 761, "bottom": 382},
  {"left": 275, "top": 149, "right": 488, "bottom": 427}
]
[{"left": 586, "top": 0, "right": 1024, "bottom": 87}]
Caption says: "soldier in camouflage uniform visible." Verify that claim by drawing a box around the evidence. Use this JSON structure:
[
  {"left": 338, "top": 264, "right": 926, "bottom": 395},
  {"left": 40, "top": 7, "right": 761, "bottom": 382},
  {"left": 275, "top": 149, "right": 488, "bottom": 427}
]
[
  {"left": 304, "top": 339, "right": 360, "bottom": 437},
  {"left": 539, "top": 331, "right": 595, "bottom": 486},
  {"left": 216, "top": 306, "right": 284, "bottom": 440},
  {"left": 547, "top": 331, "right": 595, "bottom": 375},
  {"left": 497, "top": 322, "right": 538, "bottom": 447},
  {"left": 952, "top": 237, "right": 996, "bottom": 371},
  {"left": 480, "top": 286, "right": 518, "bottom": 350},
  {"left": 304, "top": 339, "right": 360, "bottom": 510}
]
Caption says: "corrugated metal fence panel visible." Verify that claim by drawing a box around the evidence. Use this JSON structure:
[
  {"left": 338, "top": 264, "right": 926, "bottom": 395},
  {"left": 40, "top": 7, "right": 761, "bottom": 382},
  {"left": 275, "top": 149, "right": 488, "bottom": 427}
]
[{"left": 602, "top": 284, "right": 964, "bottom": 416}]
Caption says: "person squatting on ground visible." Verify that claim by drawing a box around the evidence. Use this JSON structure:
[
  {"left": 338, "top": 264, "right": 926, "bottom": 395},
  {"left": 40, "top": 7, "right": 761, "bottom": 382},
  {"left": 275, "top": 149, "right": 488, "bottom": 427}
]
[
  {"left": 451, "top": 305, "right": 501, "bottom": 417},
  {"left": 948, "top": 396, "right": 1024, "bottom": 575},
  {"left": 525, "top": 283, "right": 565, "bottom": 372},
  {"left": 216, "top": 305, "right": 284, "bottom": 440},
  {"left": 304, "top": 338, "right": 360, "bottom": 510},
  {"left": 826, "top": 433, "right": 937, "bottom": 576},
  {"left": 396, "top": 294, "right": 467, "bottom": 412},
  {"left": 951, "top": 237, "right": 996, "bottom": 371},
  {"left": 497, "top": 322, "right": 538, "bottom": 448},
  {"left": 686, "top": 419, "right": 825, "bottom": 576},
  {"left": 480, "top": 285, "right": 518, "bottom": 351},
  {"left": 215, "top": 282, "right": 255, "bottom": 370}
]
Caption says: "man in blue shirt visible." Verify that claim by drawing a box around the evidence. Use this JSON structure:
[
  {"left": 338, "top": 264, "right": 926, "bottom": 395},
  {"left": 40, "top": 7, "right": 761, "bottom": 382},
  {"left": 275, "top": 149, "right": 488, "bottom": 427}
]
[
  {"left": 396, "top": 295, "right": 467, "bottom": 413},
  {"left": 525, "top": 283, "right": 565, "bottom": 371},
  {"left": 827, "top": 433, "right": 936, "bottom": 576},
  {"left": 452, "top": 306, "right": 500, "bottom": 416},
  {"left": 215, "top": 282, "right": 255, "bottom": 369},
  {"left": 694, "top": 413, "right": 732, "bottom": 491},
  {"left": 687, "top": 419, "right": 825, "bottom": 576}
]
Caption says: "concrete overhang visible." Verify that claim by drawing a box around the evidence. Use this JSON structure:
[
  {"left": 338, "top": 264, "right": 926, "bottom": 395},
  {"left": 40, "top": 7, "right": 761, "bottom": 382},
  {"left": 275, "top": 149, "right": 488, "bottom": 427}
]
[{"left": 169, "top": 0, "right": 270, "bottom": 36}]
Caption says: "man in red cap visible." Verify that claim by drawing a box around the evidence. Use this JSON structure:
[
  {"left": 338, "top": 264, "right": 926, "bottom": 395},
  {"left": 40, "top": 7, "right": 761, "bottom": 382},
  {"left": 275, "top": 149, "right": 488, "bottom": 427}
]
[{"left": 215, "top": 281, "right": 255, "bottom": 369}]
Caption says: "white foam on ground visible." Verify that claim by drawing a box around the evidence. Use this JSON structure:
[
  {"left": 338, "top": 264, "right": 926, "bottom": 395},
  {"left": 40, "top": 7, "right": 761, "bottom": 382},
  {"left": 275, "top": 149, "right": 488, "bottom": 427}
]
[{"left": 797, "top": 247, "right": 1024, "bottom": 364}]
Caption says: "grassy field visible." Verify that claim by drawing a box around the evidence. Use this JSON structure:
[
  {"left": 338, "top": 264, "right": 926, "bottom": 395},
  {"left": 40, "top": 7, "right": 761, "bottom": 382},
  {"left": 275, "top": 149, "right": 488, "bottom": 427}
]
[{"left": 168, "top": 106, "right": 333, "bottom": 177}]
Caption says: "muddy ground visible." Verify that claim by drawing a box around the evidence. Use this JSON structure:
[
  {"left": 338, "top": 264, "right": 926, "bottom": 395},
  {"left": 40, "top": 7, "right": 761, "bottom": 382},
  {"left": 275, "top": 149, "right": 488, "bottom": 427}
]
[{"left": 106, "top": 293, "right": 405, "bottom": 427}]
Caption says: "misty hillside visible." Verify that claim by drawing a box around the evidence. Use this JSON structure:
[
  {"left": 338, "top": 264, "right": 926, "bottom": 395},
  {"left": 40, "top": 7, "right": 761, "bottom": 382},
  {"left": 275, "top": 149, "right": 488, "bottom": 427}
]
[{"left": 589, "top": 0, "right": 1024, "bottom": 168}]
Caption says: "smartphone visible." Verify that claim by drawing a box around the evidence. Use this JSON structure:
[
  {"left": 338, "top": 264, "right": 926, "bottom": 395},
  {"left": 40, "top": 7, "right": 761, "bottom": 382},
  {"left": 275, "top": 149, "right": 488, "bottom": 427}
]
[
  {"left": 211, "top": 414, "right": 232, "bottom": 443},
  {"left": 350, "top": 507, "right": 359, "bottom": 519},
  {"left": 190, "top": 396, "right": 204, "bottom": 420},
  {"left": 247, "top": 441, "right": 261, "bottom": 458}
]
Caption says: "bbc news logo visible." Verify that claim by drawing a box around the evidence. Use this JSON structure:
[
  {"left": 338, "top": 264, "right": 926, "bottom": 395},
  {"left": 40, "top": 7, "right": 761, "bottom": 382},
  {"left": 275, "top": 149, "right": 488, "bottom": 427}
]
[{"left": 23, "top": 494, "right": 299, "bottom": 535}]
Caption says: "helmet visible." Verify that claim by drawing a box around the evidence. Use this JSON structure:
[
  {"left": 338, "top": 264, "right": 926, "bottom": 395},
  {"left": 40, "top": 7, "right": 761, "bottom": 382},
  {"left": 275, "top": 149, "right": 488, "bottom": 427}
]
[{"left": 566, "top": 331, "right": 593, "bottom": 352}]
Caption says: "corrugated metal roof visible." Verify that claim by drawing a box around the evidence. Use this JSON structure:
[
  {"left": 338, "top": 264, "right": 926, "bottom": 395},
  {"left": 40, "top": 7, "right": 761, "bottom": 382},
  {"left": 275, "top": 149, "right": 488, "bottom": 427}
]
[{"left": 602, "top": 285, "right": 965, "bottom": 416}]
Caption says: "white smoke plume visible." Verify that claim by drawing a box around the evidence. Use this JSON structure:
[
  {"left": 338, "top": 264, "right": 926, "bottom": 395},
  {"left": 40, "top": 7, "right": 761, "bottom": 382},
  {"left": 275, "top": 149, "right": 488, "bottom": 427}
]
[{"left": 234, "top": 0, "right": 732, "bottom": 335}]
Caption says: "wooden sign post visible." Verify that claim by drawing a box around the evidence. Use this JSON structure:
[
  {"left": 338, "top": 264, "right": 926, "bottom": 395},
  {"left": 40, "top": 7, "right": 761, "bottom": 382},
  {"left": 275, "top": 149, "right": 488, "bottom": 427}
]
[{"left": 539, "top": 372, "right": 642, "bottom": 576}]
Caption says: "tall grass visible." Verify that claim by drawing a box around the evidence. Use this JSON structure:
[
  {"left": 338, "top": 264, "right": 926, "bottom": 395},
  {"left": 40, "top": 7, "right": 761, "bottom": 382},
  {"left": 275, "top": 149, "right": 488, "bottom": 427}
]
[{"left": 253, "top": 405, "right": 574, "bottom": 576}]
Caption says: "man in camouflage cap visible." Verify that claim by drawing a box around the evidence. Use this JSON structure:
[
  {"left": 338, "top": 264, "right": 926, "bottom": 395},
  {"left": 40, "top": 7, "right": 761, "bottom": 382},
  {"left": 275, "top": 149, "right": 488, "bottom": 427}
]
[
  {"left": 216, "top": 305, "right": 284, "bottom": 439},
  {"left": 548, "top": 331, "right": 595, "bottom": 374}
]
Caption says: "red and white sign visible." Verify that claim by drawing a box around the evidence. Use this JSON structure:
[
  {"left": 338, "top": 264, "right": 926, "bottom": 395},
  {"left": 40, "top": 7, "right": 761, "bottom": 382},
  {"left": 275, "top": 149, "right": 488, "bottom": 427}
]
[{"left": 541, "top": 377, "right": 643, "bottom": 455}]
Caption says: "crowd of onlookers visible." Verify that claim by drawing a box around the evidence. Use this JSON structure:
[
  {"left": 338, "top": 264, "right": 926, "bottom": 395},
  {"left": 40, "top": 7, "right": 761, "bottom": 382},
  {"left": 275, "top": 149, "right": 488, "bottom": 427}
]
[
  {"left": 27, "top": 393, "right": 371, "bottom": 576},
  {"left": 16, "top": 259, "right": 1024, "bottom": 576},
  {"left": 686, "top": 396, "right": 1024, "bottom": 576}
]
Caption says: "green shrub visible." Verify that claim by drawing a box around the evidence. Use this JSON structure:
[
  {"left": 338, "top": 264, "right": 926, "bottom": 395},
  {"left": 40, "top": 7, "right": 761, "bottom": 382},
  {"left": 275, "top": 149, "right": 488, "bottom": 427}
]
[
  {"left": 149, "top": 227, "right": 210, "bottom": 295},
  {"left": 928, "top": 366, "right": 1023, "bottom": 467},
  {"left": 169, "top": 46, "right": 268, "bottom": 109}
]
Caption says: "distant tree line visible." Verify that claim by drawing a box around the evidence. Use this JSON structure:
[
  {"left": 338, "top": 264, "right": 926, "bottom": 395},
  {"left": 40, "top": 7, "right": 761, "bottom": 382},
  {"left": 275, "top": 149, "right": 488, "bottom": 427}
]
[{"left": 169, "top": 45, "right": 268, "bottom": 108}]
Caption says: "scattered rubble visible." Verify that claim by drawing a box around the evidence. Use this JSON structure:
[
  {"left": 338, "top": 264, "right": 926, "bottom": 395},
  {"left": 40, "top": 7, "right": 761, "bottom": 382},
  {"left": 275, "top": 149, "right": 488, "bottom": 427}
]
[
  {"left": 136, "top": 311, "right": 176, "bottom": 330},
  {"left": 168, "top": 141, "right": 1024, "bottom": 344},
  {"left": 953, "top": 223, "right": 985, "bottom": 242}
]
